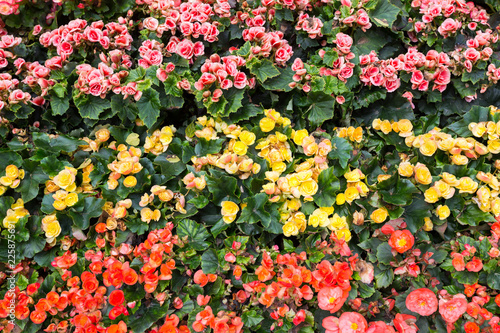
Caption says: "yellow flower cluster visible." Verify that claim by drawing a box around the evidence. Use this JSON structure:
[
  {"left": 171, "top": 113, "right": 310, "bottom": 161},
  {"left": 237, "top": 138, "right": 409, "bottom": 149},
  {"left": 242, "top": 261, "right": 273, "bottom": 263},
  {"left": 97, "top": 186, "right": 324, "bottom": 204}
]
[
  {"left": 337, "top": 126, "right": 363, "bottom": 143},
  {"left": 329, "top": 213, "right": 351, "bottom": 241},
  {"left": 256, "top": 131, "right": 292, "bottom": 173},
  {"left": 406, "top": 128, "right": 489, "bottom": 165},
  {"left": 42, "top": 214, "right": 61, "bottom": 245},
  {"left": 191, "top": 153, "right": 261, "bottom": 179},
  {"left": 182, "top": 172, "right": 206, "bottom": 190},
  {"left": 140, "top": 185, "right": 174, "bottom": 206},
  {"left": 45, "top": 167, "right": 80, "bottom": 210},
  {"left": 469, "top": 121, "right": 500, "bottom": 154},
  {"left": 194, "top": 116, "right": 225, "bottom": 140},
  {"left": 81, "top": 128, "right": 111, "bottom": 152},
  {"left": 292, "top": 129, "right": 332, "bottom": 170},
  {"left": 259, "top": 109, "right": 291, "bottom": 133},
  {"left": 265, "top": 160, "right": 320, "bottom": 202},
  {"left": 282, "top": 211, "right": 307, "bottom": 237},
  {"left": 103, "top": 199, "right": 132, "bottom": 230},
  {"left": 107, "top": 145, "right": 143, "bottom": 189},
  {"left": 52, "top": 190, "right": 79, "bottom": 211},
  {"left": 0, "top": 165, "right": 24, "bottom": 195},
  {"left": 336, "top": 169, "right": 369, "bottom": 205},
  {"left": 140, "top": 207, "right": 161, "bottom": 223},
  {"left": 52, "top": 167, "right": 78, "bottom": 192},
  {"left": 144, "top": 126, "right": 176, "bottom": 155},
  {"left": 372, "top": 118, "right": 413, "bottom": 137},
  {"left": 81, "top": 163, "right": 94, "bottom": 193},
  {"left": 474, "top": 171, "right": 500, "bottom": 215},
  {"left": 2, "top": 198, "right": 29, "bottom": 228},
  {"left": 221, "top": 201, "right": 240, "bottom": 223}
]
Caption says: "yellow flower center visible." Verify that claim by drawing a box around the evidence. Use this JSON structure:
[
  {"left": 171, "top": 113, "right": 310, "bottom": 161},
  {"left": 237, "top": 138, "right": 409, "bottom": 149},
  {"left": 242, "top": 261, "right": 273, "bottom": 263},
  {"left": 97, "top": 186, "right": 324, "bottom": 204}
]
[
  {"left": 397, "top": 239, "right": 407, "bottom": 247},
  {"left": 351, "top": 323, "right": 358, "bottom": 330},
  {"left": 329, "top": 297, "right": 336, "bottom": 304}
]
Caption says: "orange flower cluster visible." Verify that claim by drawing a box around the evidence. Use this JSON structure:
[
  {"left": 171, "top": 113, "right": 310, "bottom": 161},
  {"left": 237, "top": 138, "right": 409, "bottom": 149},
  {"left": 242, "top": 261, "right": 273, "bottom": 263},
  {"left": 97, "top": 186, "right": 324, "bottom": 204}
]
[
  {"left": 241, "top": 251, "right": 353, "bottom": 327},
  {"left": 192, "top": 306, "right": 243, "bottom": 333},
  {"left": 133, "top": 224, "right": 178, "bottom": 293}
]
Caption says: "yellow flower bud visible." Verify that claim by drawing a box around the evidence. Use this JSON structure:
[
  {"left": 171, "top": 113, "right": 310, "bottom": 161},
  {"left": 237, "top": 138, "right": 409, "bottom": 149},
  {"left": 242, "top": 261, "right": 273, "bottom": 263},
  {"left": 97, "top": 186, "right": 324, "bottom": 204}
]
[
  {"left": 5, "top": 165, "right": 19, "bottom": 179},
  {"left": 123, "top": 176, "right": 137, "bottom": 188},
  {"left": 424, "top": 187, "right": 440, "bottom": 203},
  {"left": 398, "top": 162, "right": 414, "bottom": 177},
  {"left": 436, "top": 204, "right": 450, "bottom": 220},
  {"left": 259, "top": 117, "right": 275, "bottom": 132},
  {"left": 370, "top": 207, "right": 388, "bottom": 223}
]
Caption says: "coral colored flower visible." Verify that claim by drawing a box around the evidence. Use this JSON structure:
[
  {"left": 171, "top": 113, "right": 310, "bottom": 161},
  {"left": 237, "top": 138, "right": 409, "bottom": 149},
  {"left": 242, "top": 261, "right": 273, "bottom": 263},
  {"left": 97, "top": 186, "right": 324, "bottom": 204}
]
[
  {"left": 405, "top": 288, "right": 438, "bottom": 316},
  {"left": 322, "top": 316, "right": 339, "bottom": 333},
  {"left": 338, "top": 312, "right": 368, "bottom": 333},
  {"left": 388, "top": 230, "right": 415, "bottom": 253},
  {"left": 439, "top": 295, "right": 467, "bottom": 323},
  {"left": 194, "top": 270, "right": 209, "bottom": 287},
  {"left": 393, "top": 314, "right": 418, "bottom": 333},
  {"left": 293, "top": 309, "right": 306, "bottom": 326},
  {"left": 465, "top": 257, "right": 483, "bottom": 272},
  {"left": 451, "top": 253, "right": 465, "bottom": 271},
  {"left": 318, "top": 286, "right": 346, "bottom": 313},
  {"left": 109, "top": 290, "right": 125, "bottom": 306}
]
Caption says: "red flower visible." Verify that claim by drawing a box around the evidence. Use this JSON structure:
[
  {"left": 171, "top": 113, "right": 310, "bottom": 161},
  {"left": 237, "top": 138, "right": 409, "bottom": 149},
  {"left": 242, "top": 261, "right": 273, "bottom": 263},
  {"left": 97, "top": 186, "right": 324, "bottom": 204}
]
[
  {"left": 464, "top": 321, "right": 479, "bottom": 333},
  {"left": 109, "top": 290, "right": 125, "bottom": 306},
  {"left": 405, "top": 288, "right": 438, "bottom": 316},
  {"left": 322, "top": 316, "right": 339, "bottom": 333},
  {"left": 393, "top": 314, "right": 418, "bottom": 333},
  {"left": 388, "top": 230, "right": 415, "bottom": 253},
  {"left": 293, "top": 309, "right": 306, "bottom": 326}
]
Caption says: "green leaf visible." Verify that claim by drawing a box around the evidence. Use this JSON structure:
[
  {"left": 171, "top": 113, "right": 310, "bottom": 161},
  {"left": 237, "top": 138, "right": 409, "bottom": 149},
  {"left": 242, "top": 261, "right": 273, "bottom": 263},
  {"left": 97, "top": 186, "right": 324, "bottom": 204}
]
[
  {"left": 237, "top": 193, "right": 271, "bottom": 225},
  {"left": 306, "top": 92, "right": 335, "bottom": 126},
  {"left": 153, "top": 154, "right": 186, "bottom": 182},
  {"left": 487, "top": 267, "right": 500, "bottom": 289},
  {"left": 452, "top": 78, "right": 477, "bottom": 98},
  {"left": 18, "top": 237, "right": 45, "bottom": 259},
  {"left": 447, "top": 105, "right": 490, "bottom": 136},
  {"left": 313, "top": 167, "right": 340, "bottom": 207},
  {"left": 0, "top": 151, "right": 22, "bottom": 171},
  {"left": 176, "top": 219, "right": 211, "bottom": 251},
  {"left": 50, "top": 93, "right": 70, "bottom": 116},
  {"left": 403, "top": 197, "right": 432, "bottom": 233},
  {"left": 111, "top": 95, "right": 138, "bottom": 122},
  {"left": 375, "top": 269, "right": 394, "bottom": 288},
  {"left": 137, "top": 88, "right": 161, "bottom": 128},
  {"left": 33, "top": 132, "right": 86, "bottom": 154},
  {"left": 223, "top": 89, "right": 245, "bottom": 116},
  {"left": 195, "top": 138, "right": 224, "bottom": 156},
  {"left": 16, "top": 160, "right": 48, "bottom": 203},
  {"left": 74, "top": 95, "right": 111, "bottom": 119},
  {"left": 379, "top": 177, "right": 419, "bottom": 206},
  {"left": 323, "top": 49, "right": 339, "bottom": 67},
  {"left": 457, "top": 204, "right": 496, "bottom": 226},
  {"left": 201, "top": 248, "right": 219, "bottom": 274},
  {"left": 452, "top": 271, "right": 478, "bottom": 285},
  {"left": 369, "top": 0, "right": 401, "bottom": 27},
  {"left": 462, "top": 69, "right": 486, "bottom": 84},
  {"left": 248, "top": 58, "right": 280, "bottom": 82},
  {"left": 376, "top": 243, "right": 394, "bottom": 265},
  {"left": 128, "top": 301, "right": 170, "bottom": 332},
  {"left": 242, "top": 310, "right": 264, "bottom": 327},
  {"left": 328, "top": 136, "right": 353, "bottom": 169},
  {"left": 206, "top": 171, "right": 238, "bottom": 206},
  {"left": 68, "top": 197, "right": 104, "bottom": 230},
  {"left": 261, "top": 66, "right": 294, "bottom": 92}
]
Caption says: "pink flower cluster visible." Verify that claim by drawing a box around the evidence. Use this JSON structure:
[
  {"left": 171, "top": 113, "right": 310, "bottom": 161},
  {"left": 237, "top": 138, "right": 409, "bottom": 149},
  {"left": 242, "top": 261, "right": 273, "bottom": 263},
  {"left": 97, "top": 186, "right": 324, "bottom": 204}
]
[
  {"left": 318, "top": 33, "right": 355, "bottom": 81},
  {"left": 242, "top": 27, "right": 293, "bottom": 65},
  {"left": 295, "top": 13, "right": 323, "bottom": 39},
  {"left": 138, "top": 40, "right": 164, "bottom": 68},
  {"left": 0, "top": 0, "right": 22, "bottom": 16},
  {"left": 194, "top": 54, "right": 254, "bottom": 93},
  {"left": 359, "top": 51, "right": 402, "bottom": 93},
  {"left": 39, "top": 19, "right": 133, "bottom": 60},
  {"left": 75, "top": 63, "right": 126, "bottom": 98},
  {"left": 261, "top": 0, "right": 311, "bottom": 11},
  {"left": 18, "top": 61, "right": 55, "bottom": 99},
  {"left": 140, "top": 0, "right": 224, "bottom": 42},
  {"left": 339, "top": 4, "right": 372, "bottom": 32},
  {"left": 412, "top": 0, "right": 489, "bottom": 37},
  {"left": 166, "top": 37, "right": 204, "bottom": 60},
  {"left": 0, "top": 35, "right": 21, "bottom": 68}
]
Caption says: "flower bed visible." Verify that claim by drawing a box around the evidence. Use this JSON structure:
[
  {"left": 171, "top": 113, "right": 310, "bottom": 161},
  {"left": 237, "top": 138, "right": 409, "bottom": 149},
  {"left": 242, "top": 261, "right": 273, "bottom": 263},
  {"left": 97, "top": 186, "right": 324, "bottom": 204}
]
[{"left": 0, "top": 0, "right": 500, "bottom": 332}]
